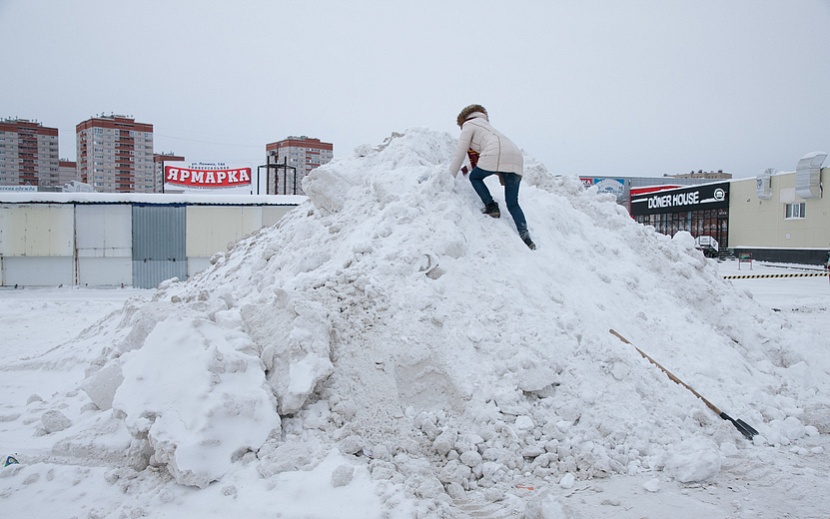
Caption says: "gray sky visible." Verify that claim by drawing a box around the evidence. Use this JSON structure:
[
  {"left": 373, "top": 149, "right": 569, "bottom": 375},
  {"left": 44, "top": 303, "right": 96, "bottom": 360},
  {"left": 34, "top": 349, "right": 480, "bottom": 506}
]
[{"left": 2, "top": 0, "right": 829, "bottom": 179}]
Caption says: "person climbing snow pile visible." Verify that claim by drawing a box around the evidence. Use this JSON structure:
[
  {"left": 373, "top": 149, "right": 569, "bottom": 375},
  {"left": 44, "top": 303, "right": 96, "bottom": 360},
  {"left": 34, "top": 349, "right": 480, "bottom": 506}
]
[{"left": 448, "top": 104, "right": 536, "bottom": 250}]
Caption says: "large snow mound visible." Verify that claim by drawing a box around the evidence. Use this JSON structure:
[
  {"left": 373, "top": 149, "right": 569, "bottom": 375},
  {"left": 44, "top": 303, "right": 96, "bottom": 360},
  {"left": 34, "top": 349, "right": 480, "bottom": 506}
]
[{"left": 72, "top": 127, "right": 829, "bottom": 514}]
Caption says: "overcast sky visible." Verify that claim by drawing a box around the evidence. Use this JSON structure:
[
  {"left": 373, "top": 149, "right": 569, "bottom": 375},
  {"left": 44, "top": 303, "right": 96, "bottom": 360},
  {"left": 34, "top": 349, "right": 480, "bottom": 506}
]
[{"left": 2, "top": 0, "right": 829, "bottom": 179}]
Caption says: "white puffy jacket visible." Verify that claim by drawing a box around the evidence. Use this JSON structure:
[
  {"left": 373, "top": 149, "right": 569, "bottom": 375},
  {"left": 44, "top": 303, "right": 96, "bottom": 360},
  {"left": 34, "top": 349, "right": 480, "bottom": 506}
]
[{"left": 448, "top": 112, "right": 523, "bottom": 177}]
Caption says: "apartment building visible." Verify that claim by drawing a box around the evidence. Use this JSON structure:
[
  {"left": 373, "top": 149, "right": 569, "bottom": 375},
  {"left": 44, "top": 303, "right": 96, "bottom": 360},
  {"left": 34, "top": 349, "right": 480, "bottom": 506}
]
[
  {"left": 265, "top": 136, "right": 333, "bottom": 195},
  {"left": 76, "top": 115, "right": 155, "bottom": 193},
  {"left": 58, "top": 159, "right": 79, "bottom": 188},
  {"left": 153, "top": 152, "right": 186, "bottom": 193},
  {"left": 0, "top": 118, "right": 60, "bottom": 188}
]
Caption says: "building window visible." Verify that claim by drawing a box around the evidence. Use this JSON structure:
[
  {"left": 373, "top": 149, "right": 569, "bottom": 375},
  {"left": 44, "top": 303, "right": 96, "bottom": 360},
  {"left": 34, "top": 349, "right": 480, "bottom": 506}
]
[{"left": 785, "top": 202, "right": 806, "bottom": 219}]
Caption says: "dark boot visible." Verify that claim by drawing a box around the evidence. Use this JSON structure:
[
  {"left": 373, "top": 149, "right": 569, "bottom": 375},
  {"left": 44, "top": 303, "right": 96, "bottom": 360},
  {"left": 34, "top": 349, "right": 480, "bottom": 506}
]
[
  {"left": 482, "top": 202, "right": 500, "bottom": 218},
  {"left": 520, "top": 232, "right": 537, "bottom": 250}
]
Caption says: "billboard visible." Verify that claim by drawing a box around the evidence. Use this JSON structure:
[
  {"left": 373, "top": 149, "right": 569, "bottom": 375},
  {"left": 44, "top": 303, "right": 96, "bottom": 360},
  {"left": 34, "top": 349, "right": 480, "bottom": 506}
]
[
  {"left": 163, "top": 162, "right": 252, "bottom": 194},
  {"left": 630, "top": 182, "right": 729, "bottom": 216},
  {"left": 581, "top": 177, "right": 625, "bottom": 196}
]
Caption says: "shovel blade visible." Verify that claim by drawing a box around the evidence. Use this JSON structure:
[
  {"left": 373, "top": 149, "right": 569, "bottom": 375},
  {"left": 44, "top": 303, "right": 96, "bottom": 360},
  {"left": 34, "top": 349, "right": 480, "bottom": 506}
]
[
  {"left": 721, "top": 412, "right": 757, "bottom": 440},
  {"left": 736, "top": 418, "right": 760, "bottom": 439}
]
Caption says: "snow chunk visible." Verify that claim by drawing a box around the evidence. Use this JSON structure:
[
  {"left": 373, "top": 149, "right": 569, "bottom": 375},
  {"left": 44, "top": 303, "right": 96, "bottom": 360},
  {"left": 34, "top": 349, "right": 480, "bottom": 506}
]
[
  {"left": 243, "top": 289, "right": 333, "bottom": 415},
  {"left": 643, "top": 478, "right": 661, "bottom": 492},
  {"left": 515, "top": 415, "right": 535, "bottom": 430},
  {"left": 526, "top": 492, "right": 569, "bottom": 519},
  {"left": 331, "top": 464, "right": 354, "bottom": 487},
  {"left": 781, "top": 416, "right": 806, "bottom": 441},
  {"left": 112, "top": 314, "right": 280, "bottom": 488},
  {"left": 81, "top": 362, "right": 123, "bottom": 410},
  {"left": 303, "top": 167, "right": 355, "bottom": 215},
  {"left": 665, "top": 437, "right": 721, "bottom": 483},
  {"left": 41, "top": 410, "right": 71, "bottom": 433},
  {"left": 559, "top": 472, "right": 575, "bottom": 489},
  {"left": 672, "top": 231, "right": 696, "bottom": 251}
]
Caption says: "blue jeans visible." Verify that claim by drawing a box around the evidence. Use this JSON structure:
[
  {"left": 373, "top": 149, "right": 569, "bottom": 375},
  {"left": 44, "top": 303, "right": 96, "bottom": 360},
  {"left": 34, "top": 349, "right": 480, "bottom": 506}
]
[{"left": 469, "top": 167, "right": 528, "bottom": 236}]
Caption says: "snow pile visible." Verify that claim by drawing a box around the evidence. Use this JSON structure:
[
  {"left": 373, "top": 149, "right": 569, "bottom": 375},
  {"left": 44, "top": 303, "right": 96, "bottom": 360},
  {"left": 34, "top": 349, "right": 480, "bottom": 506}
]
[{"left": 68, "top": 127, "right": 830, "bottom": 514}]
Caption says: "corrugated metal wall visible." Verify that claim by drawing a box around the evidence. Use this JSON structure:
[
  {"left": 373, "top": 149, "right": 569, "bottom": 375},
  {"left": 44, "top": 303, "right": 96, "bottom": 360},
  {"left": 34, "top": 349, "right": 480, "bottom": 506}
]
[
  {"left": 262, "top": 205, "right": 295, "bottom": 228},
  {"left": 0, "top": 204, "right": 74, "bottom": 286},
  {"left": 132, "top": 205, "right": 187, "bottom": 289},
  {"left": 186, "top": 206, "right": 262, "bottom": 257},
  {"left": 0, "top": 204, "right": 73, "bottom": 256},
  {"left": 76, "top": 205, "right": 132, "bottom": 287},
  {"left": 186, "top": 205, "right": 263, "bottom": 279},
  {"left": 0, "top": 199, "right": 299, "bottom": 288},
  {"left": 180, "top": 205, "right": 295, "bottom": 278}
]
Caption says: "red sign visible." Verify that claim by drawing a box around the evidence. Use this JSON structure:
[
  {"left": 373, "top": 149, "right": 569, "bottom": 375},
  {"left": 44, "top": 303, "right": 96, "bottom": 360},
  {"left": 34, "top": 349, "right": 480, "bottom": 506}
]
[
  {"left": 629, "top": 185, "right": 681, "bottom": 196},
  {"left": 165, "top": 166, "right": 252, "bottom": 188}
]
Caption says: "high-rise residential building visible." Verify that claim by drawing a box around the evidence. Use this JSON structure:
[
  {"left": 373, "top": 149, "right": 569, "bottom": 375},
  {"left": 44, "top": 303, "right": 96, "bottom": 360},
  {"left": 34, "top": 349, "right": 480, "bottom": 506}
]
[
  {"left": 153, "top": 152, "right": 185, "bottom": 192},
  {"left": 58, "top": 159, "right": 79, "bottom": 188},
  {"left": 0, "top": 118, "right": 60, "bottom": 188},
  {"left": 265, "top": 136, "right": 333, "bottom": 195},
  {"left": 76, "top": 115, "right": 154, "bottom": 193}
]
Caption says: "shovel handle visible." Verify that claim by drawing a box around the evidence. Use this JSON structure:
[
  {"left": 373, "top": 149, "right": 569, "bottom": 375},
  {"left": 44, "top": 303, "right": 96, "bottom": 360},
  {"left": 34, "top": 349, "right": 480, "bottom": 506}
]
[
  {"left": 609, "top": 329, "right": 723, "bottom": 415},
  {"left": 609, "top": 329, "right": 757, "bottom": 440}
]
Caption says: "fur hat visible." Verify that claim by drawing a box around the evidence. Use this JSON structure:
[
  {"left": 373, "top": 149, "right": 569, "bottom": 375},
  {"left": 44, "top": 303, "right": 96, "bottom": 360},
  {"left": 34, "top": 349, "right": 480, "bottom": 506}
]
[{"left": 457, "top": 104, "right": 488, "bottom": 127}]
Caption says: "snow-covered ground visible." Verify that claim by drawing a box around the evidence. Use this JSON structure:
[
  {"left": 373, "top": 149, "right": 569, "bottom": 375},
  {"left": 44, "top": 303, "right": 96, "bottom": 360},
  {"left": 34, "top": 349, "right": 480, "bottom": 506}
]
[{"left": 2, "top": 129, "right": 829, "bottom": 518}]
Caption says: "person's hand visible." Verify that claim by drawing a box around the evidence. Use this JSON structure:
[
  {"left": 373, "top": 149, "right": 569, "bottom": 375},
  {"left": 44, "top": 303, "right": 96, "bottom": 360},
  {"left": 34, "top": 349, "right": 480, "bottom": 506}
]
[{"left": 461, "top": 166, "right": 469, "bottom": 175}]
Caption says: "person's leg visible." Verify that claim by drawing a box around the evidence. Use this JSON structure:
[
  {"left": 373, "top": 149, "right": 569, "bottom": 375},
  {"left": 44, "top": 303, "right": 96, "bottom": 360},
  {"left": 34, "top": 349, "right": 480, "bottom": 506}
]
[
  {"left": 502, "top": 173, "right": 528, "bottom": 235},
  {"left": 468, "top": 167, "right": 496, "bottom": 205}
]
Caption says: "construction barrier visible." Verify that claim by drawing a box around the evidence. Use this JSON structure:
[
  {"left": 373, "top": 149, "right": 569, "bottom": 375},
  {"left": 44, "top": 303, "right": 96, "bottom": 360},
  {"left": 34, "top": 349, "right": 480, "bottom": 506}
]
[{"left": 723, "top": 272, "right": 828, "bottom": 280}]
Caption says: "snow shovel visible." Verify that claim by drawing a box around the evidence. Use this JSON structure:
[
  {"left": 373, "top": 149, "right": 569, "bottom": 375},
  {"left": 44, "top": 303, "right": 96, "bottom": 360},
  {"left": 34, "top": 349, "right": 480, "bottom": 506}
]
[{"left": 609, "top": 329, "right": 759, "bottom": 440}]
